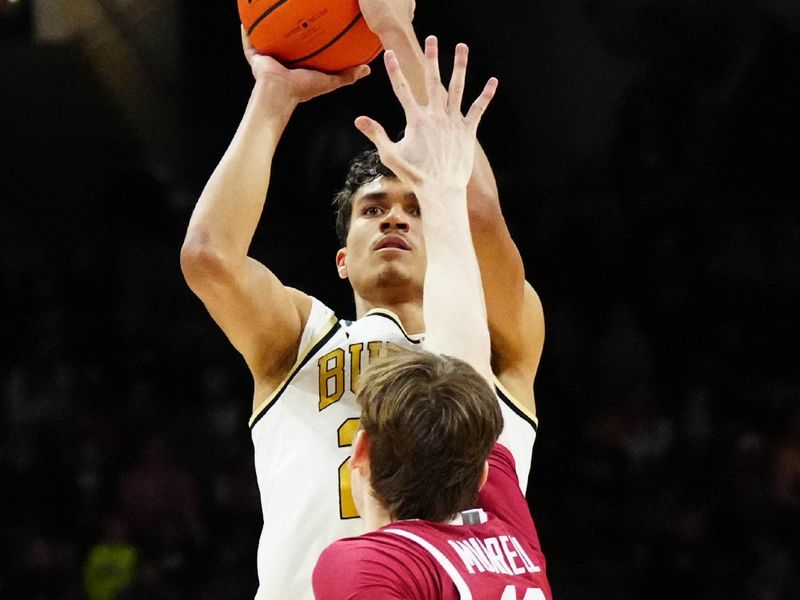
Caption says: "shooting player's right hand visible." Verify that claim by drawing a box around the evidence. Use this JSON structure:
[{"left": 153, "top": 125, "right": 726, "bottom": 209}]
[{"left": 241, "top": 26, "right": 370, "bottom": 105}]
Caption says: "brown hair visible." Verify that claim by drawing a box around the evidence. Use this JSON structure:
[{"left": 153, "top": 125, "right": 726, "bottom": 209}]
[{"left": 356, "top": 349, "right": 503, "bottom": 522}]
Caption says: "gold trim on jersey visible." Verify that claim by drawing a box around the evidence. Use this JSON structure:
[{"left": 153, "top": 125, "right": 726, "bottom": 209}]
[
  {"left": 249, "top": 313, "right": 339, "bottom": 428},
  {"left": 493, "top": 377, "right": 539, "bottom": 429},
  {"left": 363, "top": 308, "right": 425, "bottom": 343}
]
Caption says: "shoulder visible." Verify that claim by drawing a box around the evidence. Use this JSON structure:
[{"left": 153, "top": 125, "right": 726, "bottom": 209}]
[
  {"left": 479, "top": 444, "right": 526, "bottom": 513},
  {"left": 479, "top": 443, "right": 539, "bottom": 538},
  {"left": 296, "top": 293, "right": 335, "bottom": 332},
  {"left": 488, "top": 443, "right": 517, "bottom": 473},
  {"left": 313, "top": 534, "right": 437, "bottom": 600}
]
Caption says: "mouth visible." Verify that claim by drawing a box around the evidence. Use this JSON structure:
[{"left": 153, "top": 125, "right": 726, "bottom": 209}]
[{"left": 374, "top": 235, "right": 411, "bottom": 252}]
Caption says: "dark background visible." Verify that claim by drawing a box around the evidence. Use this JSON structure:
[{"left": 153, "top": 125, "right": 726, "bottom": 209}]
[{"left": 2, "top": 0, "right": 799, "bottom": 598}]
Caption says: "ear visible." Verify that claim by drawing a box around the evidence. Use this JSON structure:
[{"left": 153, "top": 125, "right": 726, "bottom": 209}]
[
  {"left": 350, "top": 429, "right": 370, "bottom": 471},
  {"left": 477, "top": 460, "right": 489, "bottom": 491},
  {"left": 335, "top": 248, "right": 348, "bottom": 280}
]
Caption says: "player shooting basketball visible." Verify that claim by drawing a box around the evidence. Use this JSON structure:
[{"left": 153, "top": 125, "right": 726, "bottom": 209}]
[
  {"left": 313, "top": 37, "right": 552, "bottom": 598},
  {"left": 181, "top": 1, "right": 545, "bottom": 598}
]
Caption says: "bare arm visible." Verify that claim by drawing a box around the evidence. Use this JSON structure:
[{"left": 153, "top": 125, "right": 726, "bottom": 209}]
[
  {"left": 360, "top": 2, "right": 541, "bottom": 407},
  {"left": 355, "top": 38, "right": 497, "bottom": 382},
  {"left": 181, "top": 29, "right": 369, "bottom": 396}
]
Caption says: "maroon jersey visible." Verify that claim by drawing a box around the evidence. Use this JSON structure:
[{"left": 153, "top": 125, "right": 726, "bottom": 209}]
[{"left": 312, "top": 444, "right": 551, "bottom": 599}]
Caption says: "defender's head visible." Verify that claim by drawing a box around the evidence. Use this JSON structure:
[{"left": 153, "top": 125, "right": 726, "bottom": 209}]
[{"left": 352, "top": 349, "right": 502, "bottom": 522}]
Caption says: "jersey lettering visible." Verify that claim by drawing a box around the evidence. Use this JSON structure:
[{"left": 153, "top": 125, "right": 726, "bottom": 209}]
[
  {"left": 348, "top": 343, "right": 364, "bottom": 393},
  {"left": 500, "top": 535, "right": 525, "bottom": 574},
  {"left": 448, "top": 535, "right": 540, "bottom": 576},
  {"left": 318, "top": 340, "right": 398, "bottom": 411},
  {"left": 318, "top": 348, "right": 345, "bottom": 410},
  {"left": 337, "top": 418, "right": 361, "bottom": 519},
  {"left": 318, "top": 340, "right": 404, "bottom": 520},
  {"left": 367, "top": 340, "right": 383, "bottom": 359},
  {"left": 485, "top": 538, "right": 514, "bottom": 575},
  {"left": 510, "top": 537, "right": 539, "bottom": 572},
  {"left": 450, "top": 539, "right": 490, "bottom": 573}
]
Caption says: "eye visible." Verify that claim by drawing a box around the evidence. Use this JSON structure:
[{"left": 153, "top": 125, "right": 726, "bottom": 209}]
[
  {"left": 409, "top": 205, "right": 421, "bottom": 217},
  {"left": 363, "top": 205, "right": 383, "bottom": 216}
]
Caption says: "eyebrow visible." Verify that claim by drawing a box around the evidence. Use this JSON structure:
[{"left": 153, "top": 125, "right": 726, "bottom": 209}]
[
  {"left": 357, "top": 192, "right": 388, "bottom": 203},
  {"left": 355, "top": 191, "right": 418, "bottom": 205}
]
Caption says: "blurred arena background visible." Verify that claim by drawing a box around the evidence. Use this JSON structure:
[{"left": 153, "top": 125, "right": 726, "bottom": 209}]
[{"left": 1, "top": 0, "right": 799, "bottom": 598}]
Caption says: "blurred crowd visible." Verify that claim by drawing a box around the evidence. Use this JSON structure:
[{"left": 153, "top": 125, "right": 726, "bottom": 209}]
[{"left": 0, "top": 168, "right": 262, "bottom": 599}]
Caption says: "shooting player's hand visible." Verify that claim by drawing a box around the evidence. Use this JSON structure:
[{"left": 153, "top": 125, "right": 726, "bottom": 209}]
[{"left": 241, "top": 26, "right": 370, "bottom": 104}]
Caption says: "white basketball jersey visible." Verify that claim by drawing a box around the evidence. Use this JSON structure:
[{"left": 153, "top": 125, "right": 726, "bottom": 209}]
[{"left": 249, "top": 298, "right": 538, "bottom": 600}]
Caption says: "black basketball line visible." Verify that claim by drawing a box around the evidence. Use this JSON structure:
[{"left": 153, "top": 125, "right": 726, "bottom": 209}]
[
  {"left": 247, "top": 0, "right": 290, "bottom": 36},
  {"left": 285, "top": 13, "right": 365, "bottom": 66}
]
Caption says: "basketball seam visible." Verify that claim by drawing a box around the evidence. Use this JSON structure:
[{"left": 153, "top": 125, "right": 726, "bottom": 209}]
[
  {"left": 285, "top": 13, "right": 365, "bottom": 67},
  {"left": 247, "top": 0, "right": 290, "bottom": 36}
]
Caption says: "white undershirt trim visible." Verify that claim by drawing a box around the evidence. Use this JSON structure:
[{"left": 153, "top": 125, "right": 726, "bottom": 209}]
[{"left": 384, "top": 528, "right": 472, "bottom": 600}]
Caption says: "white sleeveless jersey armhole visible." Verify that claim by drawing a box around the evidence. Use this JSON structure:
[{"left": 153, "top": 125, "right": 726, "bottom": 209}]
[
  {"left": 299, "top": 296, "right": 334, "bottom": 358},
  {"left": 493, "top": 378, "right": 538, "bottom": 492}
]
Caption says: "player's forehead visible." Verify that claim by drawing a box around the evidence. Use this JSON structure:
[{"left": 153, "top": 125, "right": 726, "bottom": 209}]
[{"left": 352, "top": 176, "right": 417, "bottom": 208}]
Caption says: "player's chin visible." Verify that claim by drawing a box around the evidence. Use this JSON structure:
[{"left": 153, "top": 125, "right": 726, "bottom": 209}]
[{"left": 373, "top": 265, "right": 417, "bottom": 290}]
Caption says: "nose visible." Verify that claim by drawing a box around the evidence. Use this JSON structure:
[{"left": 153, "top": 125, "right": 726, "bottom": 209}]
[{"left": 379, "top": 206, "right": 409, "bottom": 232}]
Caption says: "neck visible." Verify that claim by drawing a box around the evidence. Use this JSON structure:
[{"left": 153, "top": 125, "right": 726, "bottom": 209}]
[
  {"left": 353, "top": 295, "right": 425, "bottom": 335},
  {"left": 360, "top": 490, "right": 394, "bottom": 531}
]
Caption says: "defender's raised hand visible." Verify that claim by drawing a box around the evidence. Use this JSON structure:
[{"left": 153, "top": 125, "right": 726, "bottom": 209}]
[{"left": 354, "top": 36, "right": 498, "bottom": 194}]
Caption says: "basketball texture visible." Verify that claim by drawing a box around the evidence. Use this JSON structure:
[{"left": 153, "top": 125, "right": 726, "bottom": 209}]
[{"left": 239, "top": 0, "right": 383, "bottom": 73}]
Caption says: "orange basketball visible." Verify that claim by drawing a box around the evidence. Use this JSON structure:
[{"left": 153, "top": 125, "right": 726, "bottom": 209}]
[{"left": 238, "top": 0, "right": 383, "bottom": 73}]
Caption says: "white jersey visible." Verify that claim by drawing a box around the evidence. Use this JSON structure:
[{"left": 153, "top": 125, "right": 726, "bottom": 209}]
[{"left": 249, "top": 298, "right": 539, "bottom": 600}]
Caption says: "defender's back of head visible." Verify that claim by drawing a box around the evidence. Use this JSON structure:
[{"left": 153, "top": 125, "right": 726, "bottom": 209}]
[{"left": 356, "top": 349, "right": 503, "bottom": 522}]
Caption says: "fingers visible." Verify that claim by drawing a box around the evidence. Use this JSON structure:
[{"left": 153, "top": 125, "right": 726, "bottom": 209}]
[
  {"left": 354, "top": 116, "right": 393, "bottom": 153},
  {"left": 382, "top": 38, "right": 497, "bottom": 131},
  {"left": 241, "top": 25, "right": 256, "bottom": 61},
  {"left": 334, "top": 64, "right": 371, "bottom": 86},
  {"left": 383, "top": 50, "right": 416, "bottom": 114},
  {"left": 423, "top": 36, "right": 444, "bottom": 106},
  {"left": 446, "top": 43, "right": 468, "bottom": 114},
  {"left": 465, "top": 77, "right": 498, "bottom": 128}
]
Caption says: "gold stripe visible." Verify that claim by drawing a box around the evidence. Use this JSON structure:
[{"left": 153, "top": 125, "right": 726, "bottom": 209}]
[
  {"left": 364, "top": 307, "right": 424, "bottom": 341},
  {"left": 248, "top": 313, "right": 339, "bottom": 427},
  {"left": 493, "top": 377, "right": 539, "bottom": 427}
]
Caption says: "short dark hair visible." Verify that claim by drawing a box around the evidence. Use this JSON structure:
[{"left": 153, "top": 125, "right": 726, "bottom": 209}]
[
  {"left": 356, "top": 349, "right": 503, "bottom": 522},
  {"left": 332, "top": 149, "right": 396, "bottom": 247}
]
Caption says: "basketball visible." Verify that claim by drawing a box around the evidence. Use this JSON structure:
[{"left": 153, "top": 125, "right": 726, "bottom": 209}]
[{"left": 238, "top": 0, "right": 383, "bottom": 73}]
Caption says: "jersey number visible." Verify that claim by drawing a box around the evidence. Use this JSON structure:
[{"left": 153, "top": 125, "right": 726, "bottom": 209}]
[
  {"left": 501, "top": 587, "right": 546, "bottom": 600},
  {"left": 337, "top": 418, "right": 361, "bottom": 519}
]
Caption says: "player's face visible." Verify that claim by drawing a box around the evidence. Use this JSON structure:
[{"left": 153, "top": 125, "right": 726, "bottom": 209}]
[{"left": 336, "top": 176, "right": 427, "bottom": 298}]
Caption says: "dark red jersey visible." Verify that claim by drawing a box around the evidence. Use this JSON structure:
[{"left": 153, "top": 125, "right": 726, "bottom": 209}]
[{"left": 313, "top": 443, "right": 551, "bottom": 599}]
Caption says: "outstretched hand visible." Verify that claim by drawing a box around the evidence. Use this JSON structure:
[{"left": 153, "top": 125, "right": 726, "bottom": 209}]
[
  {"left": 354, "top": 36, "right": 497, "bottom": 193},
  {"left": 240, "top": 26, "right": 370, "bottom": 104}
]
